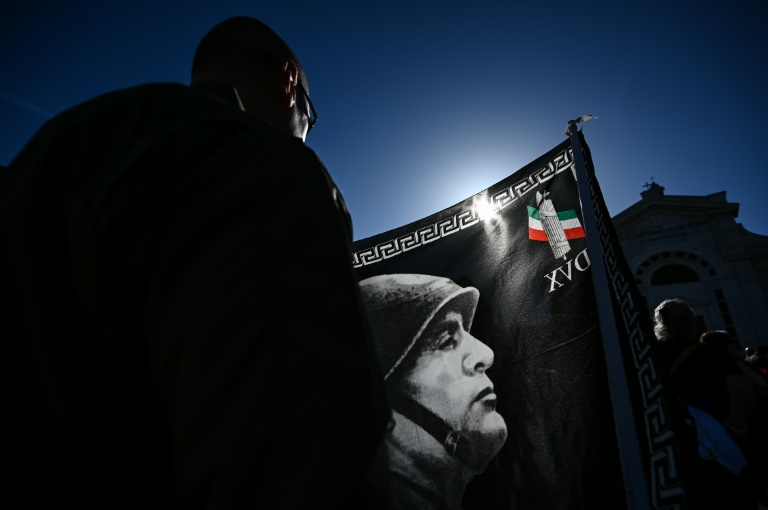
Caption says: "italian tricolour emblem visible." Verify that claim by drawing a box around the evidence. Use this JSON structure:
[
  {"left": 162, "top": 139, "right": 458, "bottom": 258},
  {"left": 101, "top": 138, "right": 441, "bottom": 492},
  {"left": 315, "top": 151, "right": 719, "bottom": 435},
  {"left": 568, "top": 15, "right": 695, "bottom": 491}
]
[{"left": 528, "top": 191, "right": 586, "bottom": 259}]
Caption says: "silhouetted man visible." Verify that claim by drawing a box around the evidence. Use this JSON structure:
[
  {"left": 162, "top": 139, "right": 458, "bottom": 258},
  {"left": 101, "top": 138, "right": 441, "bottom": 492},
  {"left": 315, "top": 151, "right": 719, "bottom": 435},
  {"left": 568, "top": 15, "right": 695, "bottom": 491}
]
[{"left": 2, "top": 16, "right": 390, "bottom": 509}]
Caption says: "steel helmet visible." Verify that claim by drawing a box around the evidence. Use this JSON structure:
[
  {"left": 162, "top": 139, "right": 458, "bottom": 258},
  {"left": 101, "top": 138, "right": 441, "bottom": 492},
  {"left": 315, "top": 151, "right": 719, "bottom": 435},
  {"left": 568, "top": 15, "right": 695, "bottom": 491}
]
[{"left": 359, "top": 273, "right": 480, "bottom": 380}]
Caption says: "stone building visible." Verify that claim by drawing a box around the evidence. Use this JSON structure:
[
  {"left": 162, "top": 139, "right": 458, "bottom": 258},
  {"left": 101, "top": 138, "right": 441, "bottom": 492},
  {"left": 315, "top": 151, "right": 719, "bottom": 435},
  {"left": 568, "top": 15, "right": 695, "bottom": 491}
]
[{"left": 612, "top": 182, "right": 768, "bottom": 347}]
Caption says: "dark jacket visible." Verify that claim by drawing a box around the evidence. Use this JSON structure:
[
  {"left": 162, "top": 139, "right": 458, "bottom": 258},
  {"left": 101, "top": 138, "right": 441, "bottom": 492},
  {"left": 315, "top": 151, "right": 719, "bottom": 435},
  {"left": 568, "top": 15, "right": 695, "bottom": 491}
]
[
  {"left": 655, "top": 338, "right": 740, "bottom": 423},
  {"left": 2, "top": 82, "right": 390, "bottom": 509}
]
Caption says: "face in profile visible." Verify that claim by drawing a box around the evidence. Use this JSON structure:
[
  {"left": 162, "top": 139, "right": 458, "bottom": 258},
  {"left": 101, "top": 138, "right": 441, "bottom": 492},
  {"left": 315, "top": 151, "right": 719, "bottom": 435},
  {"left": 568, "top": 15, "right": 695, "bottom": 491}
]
[{"left": 403, "top": 308, "right": 508, "bottom": 471}]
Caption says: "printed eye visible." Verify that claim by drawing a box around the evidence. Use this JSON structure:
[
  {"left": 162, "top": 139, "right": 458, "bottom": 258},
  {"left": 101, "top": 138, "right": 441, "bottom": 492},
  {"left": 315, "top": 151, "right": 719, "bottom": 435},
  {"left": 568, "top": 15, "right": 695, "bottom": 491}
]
[
  {"left": 437, "top": 332, "right": 459, "bottom": 351},
  {"left": 424, "top": 316, "right": 462, "bottom": 351}
]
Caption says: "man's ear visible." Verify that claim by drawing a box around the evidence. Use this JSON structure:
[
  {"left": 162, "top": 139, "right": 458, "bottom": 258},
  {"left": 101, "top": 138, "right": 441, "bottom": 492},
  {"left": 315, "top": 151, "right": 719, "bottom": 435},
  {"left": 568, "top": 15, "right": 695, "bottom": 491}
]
[{"left": 279, "top": 60, "right": 298, "bottom": 109}]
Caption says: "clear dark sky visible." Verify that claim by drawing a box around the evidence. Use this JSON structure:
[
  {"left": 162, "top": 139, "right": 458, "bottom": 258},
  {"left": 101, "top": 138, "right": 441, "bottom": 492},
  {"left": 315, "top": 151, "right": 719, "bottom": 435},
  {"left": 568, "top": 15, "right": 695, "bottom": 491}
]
[{"left": 2, "top": 0, "right": 766, "bottom": 240}]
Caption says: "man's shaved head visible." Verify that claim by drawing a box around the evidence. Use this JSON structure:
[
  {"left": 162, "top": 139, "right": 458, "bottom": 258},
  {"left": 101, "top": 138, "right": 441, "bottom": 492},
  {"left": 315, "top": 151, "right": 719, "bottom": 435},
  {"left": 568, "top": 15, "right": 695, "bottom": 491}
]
[
  {"left": 190, "top": 16, "right": 312, "bottom": 140},
  {"left": 191, "top": 16, "right": 308, "bottom": 92}
]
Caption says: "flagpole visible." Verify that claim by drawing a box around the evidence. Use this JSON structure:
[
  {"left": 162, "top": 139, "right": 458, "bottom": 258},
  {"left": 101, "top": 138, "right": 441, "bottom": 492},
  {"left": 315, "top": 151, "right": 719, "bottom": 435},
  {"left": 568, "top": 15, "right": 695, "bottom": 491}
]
[{"left": 566, "top": 118, "right": 651, "bottom": 510}]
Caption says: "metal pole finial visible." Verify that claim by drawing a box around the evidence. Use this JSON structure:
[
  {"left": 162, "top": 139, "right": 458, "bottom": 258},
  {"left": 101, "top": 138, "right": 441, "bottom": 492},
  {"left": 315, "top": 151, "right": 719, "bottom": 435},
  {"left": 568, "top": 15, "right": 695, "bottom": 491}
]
[{"left": 565, "top": 114, "right": 598, "bottom": 135}]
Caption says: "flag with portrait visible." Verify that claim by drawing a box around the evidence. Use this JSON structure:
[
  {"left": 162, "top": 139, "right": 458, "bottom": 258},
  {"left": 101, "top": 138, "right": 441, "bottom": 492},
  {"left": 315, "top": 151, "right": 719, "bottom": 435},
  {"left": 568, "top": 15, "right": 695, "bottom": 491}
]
[{"left": 351, "top": 132, "right": 690, "bottom": 509}]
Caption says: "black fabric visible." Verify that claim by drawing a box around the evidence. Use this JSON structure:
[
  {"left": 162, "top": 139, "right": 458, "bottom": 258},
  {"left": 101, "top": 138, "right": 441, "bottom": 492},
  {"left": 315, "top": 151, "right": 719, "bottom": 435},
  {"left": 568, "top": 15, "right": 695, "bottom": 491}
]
[
  {"left": 353, "top": 139, "right": 624, "bottom": 509},
  {"left": 578, "top": 131, "right": 697, "bottom": 509},
  {"left": 2, "top": 83, "right": 390, "bottom": 509},
  {"left": 353, "top": 133, "right": 696, "bottom": 509}
]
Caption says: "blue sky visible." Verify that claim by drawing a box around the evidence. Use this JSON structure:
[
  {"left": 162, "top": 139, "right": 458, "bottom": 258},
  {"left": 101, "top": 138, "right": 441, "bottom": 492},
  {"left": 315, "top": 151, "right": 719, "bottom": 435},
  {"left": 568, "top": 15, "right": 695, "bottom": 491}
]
[{"left": 2, "top": 0, "right": 767, "bottom": 240}]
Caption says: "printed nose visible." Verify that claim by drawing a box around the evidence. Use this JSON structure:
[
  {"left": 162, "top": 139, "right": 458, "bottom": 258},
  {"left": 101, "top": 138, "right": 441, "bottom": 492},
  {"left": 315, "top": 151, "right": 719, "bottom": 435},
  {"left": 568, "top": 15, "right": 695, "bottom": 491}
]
[{"left": 463, "top": 333, "right": 494, "bottom": 375}]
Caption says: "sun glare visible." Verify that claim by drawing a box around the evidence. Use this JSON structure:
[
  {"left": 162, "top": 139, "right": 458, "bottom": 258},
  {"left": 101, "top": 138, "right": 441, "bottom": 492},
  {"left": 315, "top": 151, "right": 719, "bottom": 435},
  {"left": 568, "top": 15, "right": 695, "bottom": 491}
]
[{"left": 474, "top": 199, "right": 499, "bottom": 221}]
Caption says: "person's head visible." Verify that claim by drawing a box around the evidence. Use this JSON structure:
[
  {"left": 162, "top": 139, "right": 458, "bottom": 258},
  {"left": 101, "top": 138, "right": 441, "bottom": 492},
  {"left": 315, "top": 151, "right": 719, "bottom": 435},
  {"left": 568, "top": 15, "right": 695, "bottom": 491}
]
[
  {"left": 699, "top": 330, "right": 738, "bottom": 355},
  {"left": 360, "top": 274, "right": 508, "bottom": 473},
  {"left": 653, "top": 298, "right": 697, "bottom": 342},
  {"left": 191, "top": 16, "right": 315, "bottom": 141}
]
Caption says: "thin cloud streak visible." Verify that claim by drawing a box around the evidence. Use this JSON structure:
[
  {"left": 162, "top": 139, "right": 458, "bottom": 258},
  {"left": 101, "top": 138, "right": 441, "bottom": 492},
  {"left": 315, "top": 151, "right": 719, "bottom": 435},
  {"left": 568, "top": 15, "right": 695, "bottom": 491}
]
[{"left": 0, "top": 89, "right": 53, "bottom": 119}]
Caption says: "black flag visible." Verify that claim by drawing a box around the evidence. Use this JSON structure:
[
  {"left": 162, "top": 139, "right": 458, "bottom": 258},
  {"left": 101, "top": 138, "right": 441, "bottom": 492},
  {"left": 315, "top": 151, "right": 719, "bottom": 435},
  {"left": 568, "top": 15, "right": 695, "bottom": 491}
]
[{"left": 352, "top": 132, "right": 691, "bottom": 509}]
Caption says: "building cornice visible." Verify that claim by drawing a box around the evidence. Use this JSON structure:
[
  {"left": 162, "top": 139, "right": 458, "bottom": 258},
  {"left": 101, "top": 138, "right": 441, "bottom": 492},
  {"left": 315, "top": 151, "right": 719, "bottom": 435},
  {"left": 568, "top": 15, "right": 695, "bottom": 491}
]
[{"left": 613, "top": 190, "right": 739, "bottom": 231}]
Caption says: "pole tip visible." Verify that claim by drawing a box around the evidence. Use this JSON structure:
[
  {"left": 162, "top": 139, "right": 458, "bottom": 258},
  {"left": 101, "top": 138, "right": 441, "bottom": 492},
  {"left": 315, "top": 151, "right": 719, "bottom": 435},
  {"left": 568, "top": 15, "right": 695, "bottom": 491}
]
[{"left": 565, "top": 115, "right": 597, "bottom": 135}]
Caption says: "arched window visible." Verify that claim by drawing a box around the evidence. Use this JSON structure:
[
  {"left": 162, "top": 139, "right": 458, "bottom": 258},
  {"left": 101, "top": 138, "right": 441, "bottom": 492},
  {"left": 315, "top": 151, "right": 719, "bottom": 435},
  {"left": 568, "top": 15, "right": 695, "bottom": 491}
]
[
  {"left": 650, "top": 264, "right": 700, "bottom": 286},
  {"left": 635, "top": 251, "right": 716, "bottom": 285}
]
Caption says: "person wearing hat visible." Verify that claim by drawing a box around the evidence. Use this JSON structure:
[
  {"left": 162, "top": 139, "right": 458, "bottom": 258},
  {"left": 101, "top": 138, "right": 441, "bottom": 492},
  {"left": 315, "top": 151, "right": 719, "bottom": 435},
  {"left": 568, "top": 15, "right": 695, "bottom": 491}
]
[{"left": 360, "top": 273, "right": 508, "bottom": 510}]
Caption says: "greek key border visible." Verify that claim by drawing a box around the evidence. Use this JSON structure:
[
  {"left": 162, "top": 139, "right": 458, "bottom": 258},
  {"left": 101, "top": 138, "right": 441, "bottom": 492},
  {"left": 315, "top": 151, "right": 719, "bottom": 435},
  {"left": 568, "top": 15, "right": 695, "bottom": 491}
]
[
  {"left": 588, "top": 167, "right": 686, "bottom": 509},
  {"left": 352, "top": 148, "right": 574, "bottom": 267}
]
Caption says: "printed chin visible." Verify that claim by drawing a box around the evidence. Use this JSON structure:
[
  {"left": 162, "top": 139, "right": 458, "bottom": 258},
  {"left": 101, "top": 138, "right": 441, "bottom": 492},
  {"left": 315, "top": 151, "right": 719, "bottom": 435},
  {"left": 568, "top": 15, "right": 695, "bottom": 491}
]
[
  {"left": 464, "top": 413, "right": 508, "bottom": 473},
  {"left": 484, "top": 412, "right": 508, "bottom": 453}
]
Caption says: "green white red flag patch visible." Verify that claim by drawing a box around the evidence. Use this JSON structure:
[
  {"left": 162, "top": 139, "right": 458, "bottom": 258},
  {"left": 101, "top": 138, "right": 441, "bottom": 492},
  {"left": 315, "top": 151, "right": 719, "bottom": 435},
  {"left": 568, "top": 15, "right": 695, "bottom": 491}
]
[{"left": 527, "top": 206, "right": 586, "bottom": 241}]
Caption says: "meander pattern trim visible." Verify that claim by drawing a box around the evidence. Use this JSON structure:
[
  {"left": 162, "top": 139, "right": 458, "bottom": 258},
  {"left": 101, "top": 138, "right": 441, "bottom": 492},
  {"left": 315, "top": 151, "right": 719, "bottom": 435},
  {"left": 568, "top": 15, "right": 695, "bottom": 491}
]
[
  {"left": 588, "top": 160, "right": 686, "bottom": 509},
  {"left": 352, "top": 148, "right": 574, "bottom": 267}
]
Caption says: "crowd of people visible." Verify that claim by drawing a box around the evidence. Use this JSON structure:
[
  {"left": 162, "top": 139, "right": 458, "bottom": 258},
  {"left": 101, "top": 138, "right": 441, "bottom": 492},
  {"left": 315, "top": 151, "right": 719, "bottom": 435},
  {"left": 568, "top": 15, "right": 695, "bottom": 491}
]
[{"left": 653, "top": 299, "right": 768, "bottom": 510}]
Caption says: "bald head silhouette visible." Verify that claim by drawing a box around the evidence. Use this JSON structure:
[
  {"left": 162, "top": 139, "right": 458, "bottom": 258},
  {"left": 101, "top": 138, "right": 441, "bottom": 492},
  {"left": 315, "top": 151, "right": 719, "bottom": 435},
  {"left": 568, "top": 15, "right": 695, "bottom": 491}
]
[{"left": 191, "top": 16, "right": 312, "bottom": 141}]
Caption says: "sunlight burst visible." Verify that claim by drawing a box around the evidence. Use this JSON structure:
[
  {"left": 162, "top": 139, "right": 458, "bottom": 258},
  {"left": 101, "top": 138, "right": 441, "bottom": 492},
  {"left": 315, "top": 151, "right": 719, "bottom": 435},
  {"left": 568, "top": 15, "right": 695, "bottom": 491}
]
[{"left": 474, "top": 199, "right": 499, "bottom": 221}]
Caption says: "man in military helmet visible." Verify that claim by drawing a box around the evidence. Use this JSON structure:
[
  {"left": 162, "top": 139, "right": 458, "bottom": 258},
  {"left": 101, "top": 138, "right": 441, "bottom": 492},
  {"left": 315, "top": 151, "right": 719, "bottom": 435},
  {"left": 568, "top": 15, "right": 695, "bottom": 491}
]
[{"left": 360, "top": 273, "right": 508, "bottom": 510}]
